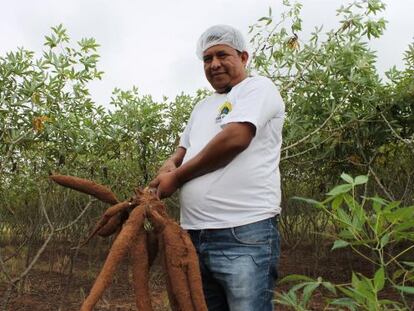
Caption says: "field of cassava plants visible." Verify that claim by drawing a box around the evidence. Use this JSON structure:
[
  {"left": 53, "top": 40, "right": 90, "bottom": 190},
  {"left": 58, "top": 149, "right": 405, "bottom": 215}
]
[{"left": 1, "top": 0, "right": 413, "bottom": 310}]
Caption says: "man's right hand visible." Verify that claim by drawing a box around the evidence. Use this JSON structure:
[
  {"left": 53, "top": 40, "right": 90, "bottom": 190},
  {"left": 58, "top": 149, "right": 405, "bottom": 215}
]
[
  {"left": 148, "top": 158, "right": 179, "bottom": 198},
  {"left": 148, "top": 171, "right": 181, "bottom": 199},
  {"left": 148, "top": 147, "right": 186, "bottom": 198},
  {"left": 157, "top": 160, "right": 176, "bottom": 174}
]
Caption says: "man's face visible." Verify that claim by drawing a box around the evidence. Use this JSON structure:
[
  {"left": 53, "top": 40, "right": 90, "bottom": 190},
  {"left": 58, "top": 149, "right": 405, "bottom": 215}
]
[{"left": 202, "top": 44, "right": 248, "bottom": 93}]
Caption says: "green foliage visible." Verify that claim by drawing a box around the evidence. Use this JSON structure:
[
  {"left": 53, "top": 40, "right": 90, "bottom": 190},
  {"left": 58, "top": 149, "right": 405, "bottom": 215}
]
[
  {"left": 250, "top": 0, "right": 413, "bottom": 201},
  {"left": 252, "top": 0, "right": 413, "bottom": 259},
  {"left": 279, "top": 175, "right": 414, "bottom": 310},
  {"left": 0, "top": 25, "right": 197, "bottom": 241},
  {"left": 276, "top": 275, "right": 337, "bottom": 310}
]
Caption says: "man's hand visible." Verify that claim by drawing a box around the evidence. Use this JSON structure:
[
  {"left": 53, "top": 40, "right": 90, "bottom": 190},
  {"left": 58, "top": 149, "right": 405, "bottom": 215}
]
[
  {"left": 148, "top": 171, "right": 181, "bottom": 199},
  {"left": 157, "top": 159, "right": 176, "bottom": 174},
  {"left": 148, "top": 147, "right": 186, "bottom": 198}
]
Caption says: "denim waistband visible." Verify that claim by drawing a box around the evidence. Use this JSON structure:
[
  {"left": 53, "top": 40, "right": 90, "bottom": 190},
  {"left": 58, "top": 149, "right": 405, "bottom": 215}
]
[{"left": 187, "top": 215, "right": 279, "bottom": 235}]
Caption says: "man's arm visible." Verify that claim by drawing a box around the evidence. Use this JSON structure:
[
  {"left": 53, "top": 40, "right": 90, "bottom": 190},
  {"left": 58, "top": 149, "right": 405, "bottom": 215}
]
[
  {"left": 149, "top": 122, "right": 255, "bottom": 198},
  {"left": 157, "top": 147, "right": 186, "bottom": 174}
]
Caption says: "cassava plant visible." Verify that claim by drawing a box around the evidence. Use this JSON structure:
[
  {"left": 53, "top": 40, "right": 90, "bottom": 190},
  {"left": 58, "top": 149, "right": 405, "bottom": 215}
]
[
  {"left": 276, "top": 174, "right": 414, "bottom": 310},
  {"left": 248, "top": 0, "right": 414, "bottom": 263}
]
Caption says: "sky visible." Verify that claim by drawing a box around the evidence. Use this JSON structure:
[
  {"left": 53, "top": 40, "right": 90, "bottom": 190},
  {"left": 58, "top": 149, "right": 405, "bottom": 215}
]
[{"left": 1, "top": 0, "right": 413, "bottom": 109}]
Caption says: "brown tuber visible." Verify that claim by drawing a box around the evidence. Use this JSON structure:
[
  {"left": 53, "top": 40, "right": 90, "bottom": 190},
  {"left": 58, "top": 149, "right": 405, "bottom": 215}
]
[
  {"left": 50, "top": 174, "right": 207, "bottom": 311},
  {"left": 80, "top": 207, "right": 147, "bottom": 311},
  {"left": 50, "top": 174, "right": 119, "bottom": 204},
  {"left": 97, "top": 211, "right": 128, "bottom": 237},
  {"left": 149, "top": 209, "right": 208, "bottom": 311},
  {"left": 131, "top": 230, "right": 153, "bottom": 311}
]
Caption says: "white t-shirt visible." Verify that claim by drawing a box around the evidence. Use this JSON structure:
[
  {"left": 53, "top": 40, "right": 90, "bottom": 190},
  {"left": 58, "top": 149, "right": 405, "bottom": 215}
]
[{"left": 178, "top": 76, "right": 285, "bottom": 230}]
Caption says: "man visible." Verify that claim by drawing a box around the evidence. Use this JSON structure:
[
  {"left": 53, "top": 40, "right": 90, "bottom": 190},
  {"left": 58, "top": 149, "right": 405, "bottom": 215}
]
[{"left": 149, "top": 24, "right": 285, "bottom": 311}]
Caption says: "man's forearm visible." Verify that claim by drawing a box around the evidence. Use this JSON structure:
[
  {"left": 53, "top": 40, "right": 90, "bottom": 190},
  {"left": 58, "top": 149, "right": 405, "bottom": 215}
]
[
  {"left": 158, "top": 147, "right": 186, "bottom": 173},
  {"left": 170, "top": 147, "right": 186, "bottom": 167},
  {"left": 174, "top": 122, "right": 254, "bottom": 185}
]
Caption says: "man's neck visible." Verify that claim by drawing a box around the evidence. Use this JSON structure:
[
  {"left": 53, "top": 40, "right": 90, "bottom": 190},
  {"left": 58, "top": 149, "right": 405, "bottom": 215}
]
[{"left": 216, "top": 75, "right": 248, "bottom": 94}]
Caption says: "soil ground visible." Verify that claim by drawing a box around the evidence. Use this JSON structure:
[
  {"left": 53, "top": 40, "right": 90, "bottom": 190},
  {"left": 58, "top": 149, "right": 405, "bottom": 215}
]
[{"left": 0, "top": 240, "right": 412, "bottom": 310}]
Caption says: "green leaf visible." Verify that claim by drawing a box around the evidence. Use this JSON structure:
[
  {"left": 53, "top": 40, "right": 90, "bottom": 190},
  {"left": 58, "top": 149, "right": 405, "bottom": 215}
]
[
  {"left": 327, "top": 184, "right": 353, "bottom": 196},
  {"left": 394, "top": 285, "right": 414, "bottom": 294},
  {"left": 337, "top": 208, "right": 352, "bottom": 226},
  {"left": 354, "top": 175, "right": 368, "bottom": 185},
  {"left": 330, "top": 297, "right": 358, "bottom": 310},
  {"left": 332, "top": 239, "right": 350, "bottom": 250},
  {"left": 353, "top": 275, "right": 376, "bottom": 302},
  {"left": 341, "top": 172, "right": 354, "bottom": 184},
  {"left": 276, "top": 289, "right": 300, "bottom": 307},
  {"left": 322, "top": 281, "right": 337, "bottom": 294},
  {"left": 351, "top": 272, "right": 360, "bottom": 290},
  {"left": 302, "top": 282, "right": 320, "bottom": 305},
  {"left": 384, "top": 207, "right": 414, "bottom": 222},
  {"left": 378, "top": 298, "right": 401, "bottom": 305},
  {"left": 338, "top": 229, "right": 354, "bottom": 240},
  {"left": 380, "top": 233, "right": 390, "bottom": 248},
  {"left": 384, "top": 200, "right": 402, "bottom": 212},
  {"left": 258, "top": 16, "right": 271, "bottom": 22},
  {"left": 374, "top": 267, "right": 385, "bottom": 291},
  {"left": 290, "top": 281, "right": 309, "bottom": 293},
  {"left": 279, "top": 274, "right": 315, "bottom": 283},
  {"left": 332, "top": 195, "right": 344, "bottom": 210},
  {"left": 370, "top": 197, "right": 388, "bottom": 213},
  {"left": 337, "top": 286, "right": 357, "bottom": 299},
  {"left": 292, "top": 196, "right": 324, "bottom": 207}
]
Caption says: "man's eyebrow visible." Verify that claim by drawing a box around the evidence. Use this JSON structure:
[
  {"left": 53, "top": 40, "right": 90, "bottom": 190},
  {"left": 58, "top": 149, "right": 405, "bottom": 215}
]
[{"left": 204, "top": 50, "right": 228, "bottom": 57}]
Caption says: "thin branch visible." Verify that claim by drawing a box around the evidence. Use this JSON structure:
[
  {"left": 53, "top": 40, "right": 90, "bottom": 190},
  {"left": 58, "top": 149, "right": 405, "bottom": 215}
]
[
  {"left": 6, "top": 188, "right": 56, "bottom": 283},
  {"left": 281, "top": 135, "right": 333, "bottom": 161},
  {"left": 0, "top": 249, "right": 13, "bottom": 283},
  {"left": 11, "top": 232, "right": 53, "bottom": 283},
  {"left": 368, "top": 165, "right": 395, "bottom": 201},
  {"left": 280, "top": 54, "right": 316, "bottom": 93},
  {"left": 400, "top": 170, "right": 413, "bottom": 201},
  {"left": 3, "top": 236, "right": 29, "bottom": 262},
  {"left": 11, "top": 129, "right": 34, "bottom": 145},
  {"left": 38, "top": 186, "right": 54, "bottom": 231},
  {"left": 350, "top": 245, "right": 378, "bottom": 265},
  {"left": 281, "top": 85, "right": 357, "bottom": 154},
  {"left": 282, "top": 105, "right": 340, "bottom": 153},
  {"left": 1, "top": 186, "right": 92, "bottom": 311},
  {"left": 386, "top": 244, "right": 414, "bottom": 267},
  {"left": 380, "top": 111, "right": 414, "bottom": 152},
  {"left": 361, "top": 170, "right": 372, "bottom": 208},
  {"left": 56, "top": 200, "right": 94, "bottom": 232}
]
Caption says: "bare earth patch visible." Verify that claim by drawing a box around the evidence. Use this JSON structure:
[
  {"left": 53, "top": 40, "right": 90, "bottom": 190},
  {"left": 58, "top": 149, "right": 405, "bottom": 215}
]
[{"left": 1, "top": 242, "right": 412, "bottom": 310}]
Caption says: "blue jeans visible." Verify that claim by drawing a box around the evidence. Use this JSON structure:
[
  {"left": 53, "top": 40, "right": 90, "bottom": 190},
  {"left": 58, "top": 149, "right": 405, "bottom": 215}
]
[{"left": 188, "top": 217, "right": 280, "bottom": 311}]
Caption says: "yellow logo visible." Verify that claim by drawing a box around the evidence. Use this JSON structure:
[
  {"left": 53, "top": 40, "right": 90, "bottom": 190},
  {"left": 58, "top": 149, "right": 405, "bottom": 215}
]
[{"left": 216, "top": 101, "right": 232, "bottom": 123}]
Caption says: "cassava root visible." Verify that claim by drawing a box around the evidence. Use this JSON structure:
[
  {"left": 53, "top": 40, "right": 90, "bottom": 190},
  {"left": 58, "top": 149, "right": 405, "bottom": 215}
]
[
  {"left": 49, "top": 174, "right": 207, "bottom": 311},
  {"left": 50, "top": 174, "right": 119, "bottom": 204}
]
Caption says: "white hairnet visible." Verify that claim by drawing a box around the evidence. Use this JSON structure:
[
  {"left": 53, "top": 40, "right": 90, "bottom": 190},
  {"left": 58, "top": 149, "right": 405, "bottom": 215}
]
[{"left": 196, "top": 24, "right": 247, "bottom": 60}]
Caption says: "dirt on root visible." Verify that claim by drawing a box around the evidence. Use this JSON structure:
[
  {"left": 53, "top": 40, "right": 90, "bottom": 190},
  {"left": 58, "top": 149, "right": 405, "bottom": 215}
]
[{"left": 0, "top": 241, "right": 412, "bottom": 311}]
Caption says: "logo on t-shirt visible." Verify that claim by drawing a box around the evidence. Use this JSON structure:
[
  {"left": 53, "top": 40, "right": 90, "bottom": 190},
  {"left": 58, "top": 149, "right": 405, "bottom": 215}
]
[{"left": 215, "top": 101, "right": 232, "bottom": 123}]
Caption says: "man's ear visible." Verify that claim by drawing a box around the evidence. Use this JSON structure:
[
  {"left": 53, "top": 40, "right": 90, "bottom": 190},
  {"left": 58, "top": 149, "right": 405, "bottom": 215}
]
[{"left": 241, "top": 51, "right": 249, "bottom": 66}]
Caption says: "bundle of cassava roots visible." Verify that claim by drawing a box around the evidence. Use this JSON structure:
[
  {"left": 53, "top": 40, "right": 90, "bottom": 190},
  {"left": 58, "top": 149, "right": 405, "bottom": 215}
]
[{"left": 49, "top": 174, "right": 208, "bottom": 311}]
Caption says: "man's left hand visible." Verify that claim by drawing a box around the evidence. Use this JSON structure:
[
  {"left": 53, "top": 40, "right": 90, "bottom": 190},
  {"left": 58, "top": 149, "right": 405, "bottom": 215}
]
[{"left": 148, "top": 171, "right": 180, "bottom": 199}]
